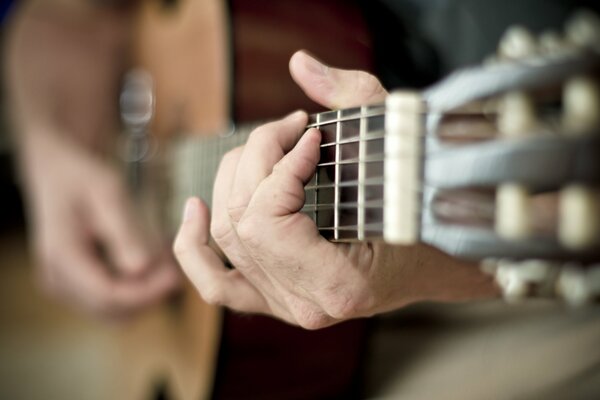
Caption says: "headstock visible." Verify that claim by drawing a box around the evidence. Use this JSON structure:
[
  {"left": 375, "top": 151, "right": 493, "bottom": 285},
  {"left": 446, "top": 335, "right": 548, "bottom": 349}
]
[{"left": 385, "top": 10, "right": 600, "bottom": 304}]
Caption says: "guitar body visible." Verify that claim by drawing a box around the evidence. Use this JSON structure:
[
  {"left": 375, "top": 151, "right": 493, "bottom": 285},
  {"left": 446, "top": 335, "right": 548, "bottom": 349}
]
[{"left": 123, "top": 1, "right": 375, "bottom": 399}]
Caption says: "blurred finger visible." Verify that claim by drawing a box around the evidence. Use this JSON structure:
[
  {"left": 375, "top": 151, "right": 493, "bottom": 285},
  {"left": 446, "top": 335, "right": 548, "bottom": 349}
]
[
  {"left": 87, "top": 174, "right": 154, "bottom": 277},
  {"left": 289, "top": 50, "right": 388, "bottom": 109},
  {"left": 50, "top": 232, "right": 178, "bottom": 318}
]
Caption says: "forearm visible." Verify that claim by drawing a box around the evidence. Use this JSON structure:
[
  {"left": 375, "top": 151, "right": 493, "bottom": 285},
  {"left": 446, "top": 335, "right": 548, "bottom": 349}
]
[{"left": 4, "top": 0, "right": 132, "bottom": 154}]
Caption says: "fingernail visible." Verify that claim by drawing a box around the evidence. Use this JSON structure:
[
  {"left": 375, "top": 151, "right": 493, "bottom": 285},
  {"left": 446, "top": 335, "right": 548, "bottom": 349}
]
[
  {"left": 301, "top": 51, "right": 328, "bottom": 76},
  {"left": 183, "top": 198, "right": 197, "bottom": 222},
  {"left": 287, "top": 110, "right": 306, "bottom": 120}
]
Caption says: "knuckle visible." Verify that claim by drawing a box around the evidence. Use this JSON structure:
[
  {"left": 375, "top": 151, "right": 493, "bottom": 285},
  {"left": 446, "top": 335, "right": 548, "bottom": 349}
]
[
  {"left": 210, "top": 217, "right": 232, "bottom": 245},
  {"left": 221, "top": 146, "right": 244, "bottom": 167},
  {"left": 290, "top": 301, "right": 331, "bottom": 330},
  {"left": 226, "top": 197, "right": 246, "bottom": 223},
  {"left": 198, "top": 284, "right": 225, "bottom": 306},
  {"left": 321, "top": 292, "right": 358, "bottom": 320},
  {"left": 356, "top": 72, "right": 385, "bottom": 100},
  {"left": 236, "top": 216, "right": 259, "bottom": 248},
  {"left": 247, "top": 126, "right": 268, "bottom": 145},
  {"left": 297, "top": 311, "right": 331, "bottom": 330},
  {"left": 271, "top": 159, "right": 283, "bottom": 174},
  {"left": 172, "top": 234, "right": 190, "bottom": 259}
]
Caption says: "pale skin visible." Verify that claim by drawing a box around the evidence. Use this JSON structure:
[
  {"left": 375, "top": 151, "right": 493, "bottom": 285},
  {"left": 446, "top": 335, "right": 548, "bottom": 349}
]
[
  {"left": 6, "top": 1, "right": 180, "bottom": 318},
  {"left": 174, "top": 51, "right": 499, "bottom": 329}
]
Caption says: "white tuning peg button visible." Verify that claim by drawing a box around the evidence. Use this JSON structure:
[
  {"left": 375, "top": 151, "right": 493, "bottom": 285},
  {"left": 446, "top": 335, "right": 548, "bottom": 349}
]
[
  {"left": 496, "top": 262, "right": 528, "bottom": 303},
  {"left": 496, "top": 184, "right": 532, "bottom": 240},
  {"left": 566, "top": 9, "right": 600, "bottom": 48},
  {"left": 499, "top": 26, "right": 537, "bottom": 59},
  {"left": 562, "top": 76, "right": 600, "bottom": 134},
  {"left": 495, "top": 259, "right": 554, "bottom": 303},
  {"left": 538, "top": 31, "right": 567, "bottom": 55},
  {"left": 557, "top": 266, "right": 590, "bottom": 307},
  {"left": 559, "top": 185, "right": 600, "bottom": 250},
  {"left": 498, "top": 91, "right": 537, "bottom": 137}
]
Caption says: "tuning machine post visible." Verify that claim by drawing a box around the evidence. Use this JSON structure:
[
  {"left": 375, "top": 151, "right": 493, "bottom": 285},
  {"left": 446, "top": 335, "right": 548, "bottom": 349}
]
[{"left": 481, "top": 259, "right": 600, "bottom": 306}]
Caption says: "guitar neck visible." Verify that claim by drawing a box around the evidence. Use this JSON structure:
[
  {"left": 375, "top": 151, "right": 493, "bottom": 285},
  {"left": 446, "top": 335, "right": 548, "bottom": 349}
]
[{"left": 168, "top": 102, "right": 400, "bottom": 242}]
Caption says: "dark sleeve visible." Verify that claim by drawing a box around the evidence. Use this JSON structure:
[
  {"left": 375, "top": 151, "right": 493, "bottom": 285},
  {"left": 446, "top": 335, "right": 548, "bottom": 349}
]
[
  {"left": 1, "top": 0, "right": 15, "bottom": 24},
  {"left": 360, "top": 0, "right": 600, "bottom": 90}
]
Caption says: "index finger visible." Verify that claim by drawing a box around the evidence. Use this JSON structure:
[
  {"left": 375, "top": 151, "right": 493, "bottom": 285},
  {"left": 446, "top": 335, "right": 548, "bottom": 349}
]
[{"left": 227, "top": 110, "right": 308, "bottom": 223}]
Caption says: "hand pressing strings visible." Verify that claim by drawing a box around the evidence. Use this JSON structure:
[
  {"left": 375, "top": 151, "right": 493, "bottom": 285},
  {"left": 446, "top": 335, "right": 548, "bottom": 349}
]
[{"left": 174, "top": 51, "right": 498, "bottom": 329}]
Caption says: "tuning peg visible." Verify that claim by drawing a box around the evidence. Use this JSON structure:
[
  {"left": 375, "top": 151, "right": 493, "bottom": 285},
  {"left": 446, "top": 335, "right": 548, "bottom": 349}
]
[
  {"left": 538, "top": 31, "right": 568, "bottom": 55},
  {"left": 480, "top": 258, "right": 499, "bottom": 275},
  {"left": 498, "top": 26, "right": 537, "bottom": 59},
  {"left": 498, "top": 91, "right": 537, "bottom": 136},
  {"left": 558, "top": 184, "right": 600, "bottom": 250},
  {"left": 562, "top": 75, "right": 600, "bottom": 134},
  {"left": 495, "top": 184, "right": 532, "bottom": 240},
  {"left": 495, "top": 261, "right": 527, "bottom": 303},
  {"left": 556, "top": 264, "right": 600, "bottom": 307},
  {"left": 566, "top": 9, "right": 600, "bottom": 48},
  {"left": 495, "top": 259, "right": 554, "bottom": 303},
  {"left": 120, "top": 69, "right": 155, "bottom": 132}
]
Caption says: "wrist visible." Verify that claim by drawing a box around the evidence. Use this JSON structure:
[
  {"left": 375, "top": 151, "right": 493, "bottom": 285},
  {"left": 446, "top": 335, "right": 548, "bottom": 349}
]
[{"left": 375, "top": 243, "right": 500, "bottom": 310}]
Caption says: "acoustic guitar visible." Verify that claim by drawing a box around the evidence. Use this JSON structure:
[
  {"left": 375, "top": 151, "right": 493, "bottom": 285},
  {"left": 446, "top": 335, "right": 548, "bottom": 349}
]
[
  {"left": 119, "top": 3, "right": 600, "bottom": 399},
  {"left": 116, "top": 1, "right": 373, "bottom": 399}
]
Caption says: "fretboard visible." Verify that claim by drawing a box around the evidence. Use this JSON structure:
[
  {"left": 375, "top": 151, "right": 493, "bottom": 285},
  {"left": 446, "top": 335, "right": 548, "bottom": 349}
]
[{"left": 169, "top": 104, "right": 388, "bottom": 241}]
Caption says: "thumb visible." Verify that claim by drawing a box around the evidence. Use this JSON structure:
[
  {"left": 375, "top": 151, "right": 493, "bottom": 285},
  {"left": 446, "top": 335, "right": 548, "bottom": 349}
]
[{"left": 289, "top": 50, "right": 388, "bottom": 110}]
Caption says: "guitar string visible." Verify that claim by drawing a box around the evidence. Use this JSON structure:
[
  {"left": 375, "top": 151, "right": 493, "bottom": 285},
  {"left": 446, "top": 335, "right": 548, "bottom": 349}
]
[
  {"left": 306, "top": 108, "right": 495, "bottom": 129},
  {"left": 183, "top": 106, "right": 498, "bottom": 228},
  {"left": 195, "top": 108, "right": 497, "bottom": 150}
]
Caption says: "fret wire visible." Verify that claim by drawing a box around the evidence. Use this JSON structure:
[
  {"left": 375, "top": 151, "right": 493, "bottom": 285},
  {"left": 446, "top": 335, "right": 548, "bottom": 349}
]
[
  {"left": 334, "top": 110, "right": 341, "bottom": 240},
  {"left": 320, "top": 131, "right": 384, "bottom": 147},
  {"left": 313, "top": 169, "right": 319, "bottom": 223},
  {"left": 315, "top": 113, "right": 322, "bottom": 224},
  {"left": 358, "top": 105, "right": 367, "bottom": 240},
  {"left": 199, "top": 138, "right": 204, "bottom": 199}
]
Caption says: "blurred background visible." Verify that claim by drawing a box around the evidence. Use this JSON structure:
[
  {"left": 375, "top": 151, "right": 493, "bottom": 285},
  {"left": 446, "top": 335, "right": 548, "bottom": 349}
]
[{"left": 0, "top": 25, "right": 126, "bottom": 400}]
